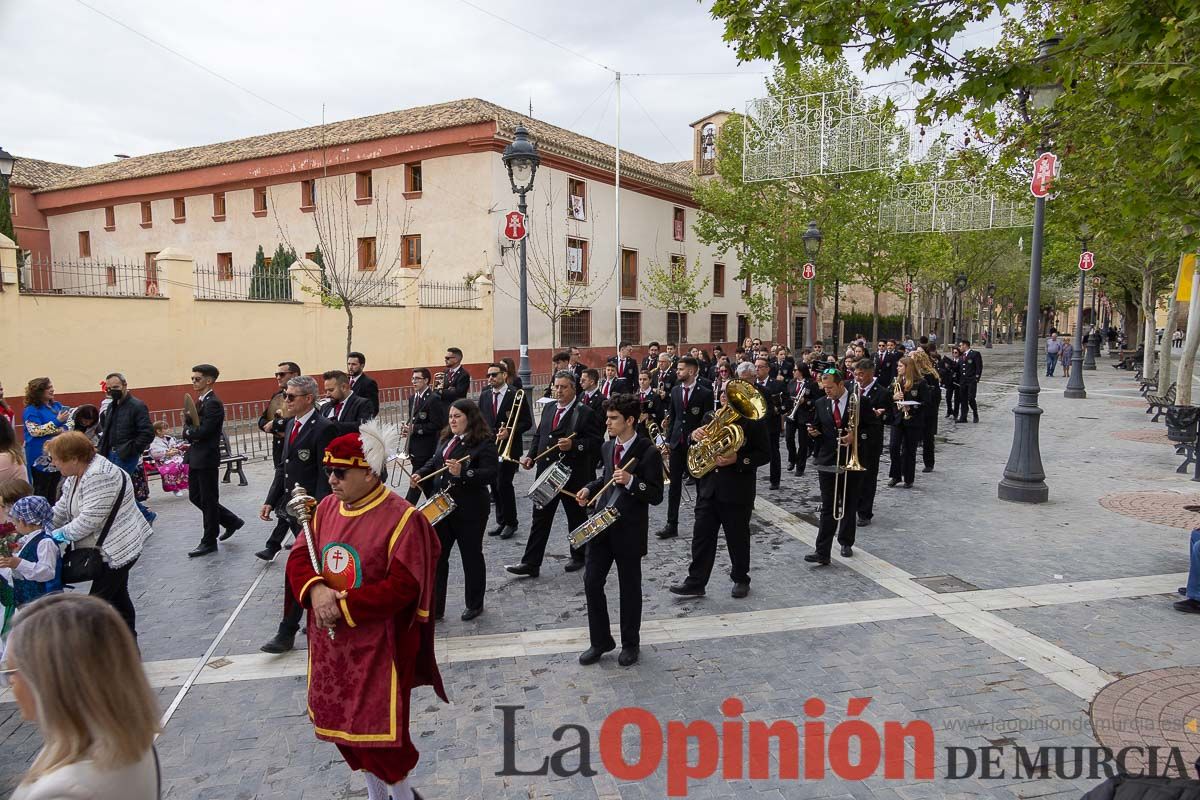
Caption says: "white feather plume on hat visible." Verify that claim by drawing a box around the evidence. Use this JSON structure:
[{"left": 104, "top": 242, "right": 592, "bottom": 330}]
[{"left": 358, "top": 419, "right": 399, "bottom": 476}]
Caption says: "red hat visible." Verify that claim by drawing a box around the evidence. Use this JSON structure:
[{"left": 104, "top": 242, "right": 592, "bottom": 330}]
[{"left": 323, "top": 432, "right": 371, "bottom": 470}]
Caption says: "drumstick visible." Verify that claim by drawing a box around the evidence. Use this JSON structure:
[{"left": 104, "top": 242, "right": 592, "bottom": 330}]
[
  {"left": 587, "top": 457, "right": 638, "bottom": 507},
  {"left": 531, "top": 432, "right": 576, "bottom": 462},
  {"left": 412, "top": 455, "right": 472, "bottom": 484}
]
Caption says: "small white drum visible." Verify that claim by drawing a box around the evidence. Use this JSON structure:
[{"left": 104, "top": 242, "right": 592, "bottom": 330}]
[
  {"left": 527, "top": 461, "right": 572, "bottom": 508},
  {"left": 567, "top": 507, "right": 620, "bottom": 550},
  {"left": 417, "top": 491, "right": 455, "bottom": 525}
]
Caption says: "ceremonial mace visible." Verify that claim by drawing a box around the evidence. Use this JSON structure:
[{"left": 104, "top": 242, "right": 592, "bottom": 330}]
[{"left": 287, "top": 485, "right": 336, "bottom": 640}]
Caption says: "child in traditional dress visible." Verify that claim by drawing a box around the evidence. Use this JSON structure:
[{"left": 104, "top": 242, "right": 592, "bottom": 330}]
[
  {"left": 149, "top": 420, "right": 189, "bottom": 495},
  {"left": 0, "top": 494, "right": 63, "bottom": 660}
]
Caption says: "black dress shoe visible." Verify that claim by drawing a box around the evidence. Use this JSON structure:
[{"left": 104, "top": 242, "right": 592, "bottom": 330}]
[
  {"left": 461, "top": 607, "right": 484, "bottom": 621},
  {"left": 618, "top": 646, "right": 640, "bottom": 666},
  {"left": 803, "top": 553, "right": 831, "bottom": 566},
  {"left": 579, "top": 643, "right": 616, "bottom": 665},
  {"left": 769, "top": 482, "right": 781, "bottom": 490},
  {"left": 840, "top": 545, "right": 853, "bottom": 558},
  {"left": 904, "top": 482, "right": 913, "bottom": 488},
  {"left": 731, "top": 582, "right": 750, "bottom": 599},
  {"left": 655, "top": 526, "right": 678, "bottom": 539},
  {"left": 188, "top": 542, "right": 218, "bottom": 558},
  {"left": 219, "top": 518, "right": 244, "bottom": 542},
  {"left": 260, "top": 630, "right": 296, "bottom": 654},
  {"left": 487, "top": 525, "right": 505, "bottom": 537},
  {"left": 564, "top": 560, "right": 585, "bottom": 573},
  {"left": 856, "top": 516, "right": 871, "bottom": 527},
  {"left": 255, "top": 547, "right": 280, "bottom": 562},
  {"left": 972, "top": 415, "right": 979, "bottom": 423},
  {"left": 786, "top": 463, "right": 796, "bottom": 472},
  {"left": 887, "top": 478, "right": 900, "bottom": 487},
  {"left": 505, "top": 562, "right": 539, "bottom": 577},
  {"left": 499, "top": 525, "right": 517, "bottom": 539},
  {"left": 1179, "top": 587, "right": 1188, "bottom": 595},
  {"left": 669, "top": 582, "right": 705, "bottom": 596},
  {"left": 1173, "top": 598, "right": 1200, "bottom": 614},
  {"left": 921, "top": 466, "right": 934, "bottom": 473}
]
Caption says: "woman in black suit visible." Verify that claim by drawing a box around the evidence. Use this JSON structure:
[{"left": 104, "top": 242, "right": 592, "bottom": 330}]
[
  {"left": 887, "top": 356, "right": 934, "bottom": 488},
  {"left": 411, "top": 398, "right": 498, "bottom": 621},
  {"left": 784, "top": 363, "right": 820, "bottom": 476}
]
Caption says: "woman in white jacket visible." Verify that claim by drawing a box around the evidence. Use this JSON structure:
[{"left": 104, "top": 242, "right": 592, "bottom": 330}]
[
  {"left": 2, "top": 594, "right": 160, "bottom": 800},
  {"left": 44, "top": 432, "right": 150, "bottom": 638}
]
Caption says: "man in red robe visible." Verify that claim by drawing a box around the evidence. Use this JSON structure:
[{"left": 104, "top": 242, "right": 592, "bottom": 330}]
[{"left": 286, "top": 421, "right": 445, "bottom": 800}]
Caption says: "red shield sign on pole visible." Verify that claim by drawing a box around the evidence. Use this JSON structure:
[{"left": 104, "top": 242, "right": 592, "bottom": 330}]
[
  {"left": 801, "top": 263, "right": 816, "bottom": 280},
  {"left": 1078, "top": 251, "right": 1095, "bottom": 271},
  {"left": 503, "top": 211, "right": 527, "bottom": 242},
  {"left": 1030, "top": 152, "right": 1058, "bottom": 198},
  {"left": 904, "top": 282, "right": 914, "bottom": 294}
]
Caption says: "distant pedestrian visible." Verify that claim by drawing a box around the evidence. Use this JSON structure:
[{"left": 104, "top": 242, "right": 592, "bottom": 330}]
[
  {"left": 21, "top": 379, "right": 69, "bottom": 502},
  {"left": 1060, "top": 339, "right": 1074, "bottom": 378},
  {"left": 1045, "top": 333, "right": 1062, "bottom": 377},
  {"left": 1173, "top": 328, "right": 1185, "bottom": 349},
  {"left": 97, "top": 373, "right": 155, "bottom": 525}
]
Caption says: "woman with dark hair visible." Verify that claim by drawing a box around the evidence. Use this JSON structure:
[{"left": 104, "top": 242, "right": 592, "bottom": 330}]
[
  {"left": 500, "top": 357, "right": 523, "bottom": 390},
  {"left": 21, "top": 379, "right": 69, "bottom": 502},
  {"left": 785, "top": 362, "right": 819, "bottom": 476},
  {"left": 411, "top": 399, "right": 498, "bottom": 622},
  {"left": 70, "top": 405, "right": 101, "bottom": 445}
]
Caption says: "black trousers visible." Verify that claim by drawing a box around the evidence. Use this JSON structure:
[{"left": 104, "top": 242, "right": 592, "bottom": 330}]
[
  {"left": 522, "top": 483, "right": 588, "bottom": 568},
  {"left": 583, "top": 533, "right": 642, "bottom": 648},
  {"left": 665, "top": 445, "right": 689, "bottom": 528},
  {"left": 435, "top": 513, "right": 487, "bottom": 614},
  {"left": 188, "top": 466, "right": 242, "bottom": 546},
  {"left": 766, "top": 420, "right": 782, "bottom": 484},
  {"left": 945, "top": 384, "right": 958, "bottom": 418},
  {"left": 957, "top": 380, "right": 978, "bottom": 421},
  {"left": 857, "top": 441, "right": 883, "bottom": 521},
  {"left": 687, "top": 496, "right": 753, "bottom": 586},
  {"left": 265, "top": 514, "right": 295, "bottom": 549},
  {"left": 784, "top": 417, "right": 810, "bottom": 473},
  {"left": 815, "top": 470, "right": 862, "bottom": 556},
  {"left": 921, "top": 413, "right": 938, "bottom": 470},
  {"left": 91, "top": 557, "right": 137, "bottom": 639},
  {"left": 888, "top": 424, "right": 923, "bottom": 485},
  {"left": 31, "top": 469, "right": 60, "bottom": 503},
  {"left": 492, "top": 460, "right": 519, "bottom": 527}
]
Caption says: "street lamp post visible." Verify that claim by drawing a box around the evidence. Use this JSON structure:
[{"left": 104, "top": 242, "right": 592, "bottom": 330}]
[
  {"left": 953, "top": 273, "right": 968, "bottom": 342},
  {"left": 802, "top": 221, "right": 822, "bottom": 348},
  {"left": 1065, "top": 223, "right": 1092, "bottom": 399},
  {"left": 1083, "top": 274, "right": 1102, "bottom": 369},
  {"left": 501, "top": 126, "right": 541, "bottom": 390},
  {"left": 999, "top": 36, "right": 1063, "bottom": 504},
  {"left": 985, "top": 282, "right": 996, "bottom": 348},
  {"left": 905, "top": 272, "right": 915, "bottom": 342}
]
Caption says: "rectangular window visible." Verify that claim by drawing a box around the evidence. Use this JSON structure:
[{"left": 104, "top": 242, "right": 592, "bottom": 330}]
[
  {"left": 560, "top": 310, "right": 591, "bottom": 347},
  {"left": 140, "top": 201, "right": 152, "bottom": 227},
  {"left": 742, "top": 273, "right": 752, "bottom": 297},
  {"left": 356, "top": 171, "right": 373, "bottom": 201},
  {"left": 77, "top": 231, "right": 91, "bottom": 259},
  {"left": 670, "top": 254, "right": 686, "bottom": 277},
  {"left": 620, "top": 310, "right": 641, "bottom": 345},
  {"left": 710, "top": 313, "right": 728, "bottom": 343},
  {"left": 300, "top": 179, "right": 316, "bottom": 209},
  {"left": 404, "top": 163, "right": 422, "bottom": 194},
  {"left": 144, "top": 252, "right": 159, "bottom": 295},
  {"left": 253, "top": 187, "right": 267, "bottom": 215},
  {"left": 105, "top": 265, "right": 116, "bottom": 286},
  {"left": 620, "top": 248, "right": 637, "bottom": 299},
  {"left": 667, "top": 311, "right": 689, "bottom": 344},
  {"left": 217, "top": 252, "right": 234, "bottom": 281},
  {"left": 402, "top": 234, "right": 422, "bottom": 267},
  {"left": 357, "top": 237, "right": 377, "bottom": 271},
  {"left": 172, "top": 196, "right": 186, "bottom": 221},
  {"left": 568, "top": 177, "right": 586, "bottom": 220},
  {"left": 673, "top": 207, "right": 685, "bottom": 241},
  {"left": 212, "top": 192, "right": 226, "bottom": 219},
  {"left": 737, "top": 314, "right": 749, "bottom": 344},
  {"left": 566, "top": 237, "right": 589, "bottom": 284},
  {"left": 713, "top": 263, "right": 725, "bottom": 296},
  {"left": 104, "top": 206, "right": 115, "bottom": 231}
]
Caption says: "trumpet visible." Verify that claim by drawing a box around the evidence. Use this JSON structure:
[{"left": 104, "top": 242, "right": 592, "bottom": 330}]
[
  {"left": 497, "top": 389, "right": 526, "bottom": 463},
  {"left": 893, "top": 378, "right": 912, "bottom": 420},
  {"left": 832, "top": 383, "right": 866, "bottom": 521}
]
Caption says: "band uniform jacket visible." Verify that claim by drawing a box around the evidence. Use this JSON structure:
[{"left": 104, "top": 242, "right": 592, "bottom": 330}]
[
  {"left": 892, "top": 379, "right": 934, "bottom": 430},
  {"left": 753, "top": 378, "right": 786, "bottom": 428},
  {"left": 641, "top": 355, "right": 659, "bottom": 374},
  {"left": 667, "top": 382, "right": 715, "bottom": 448},
  {"left": 616, "top": 356, "right": 638, "bottom": 384},
  {"left": 407, "top": 390, "right": 447, "bottom": 468},
  {"left": 636, "top": 390, "right": 664, "bottom": 432},
  {"left": 856, "top": 380, "right": 892, "bottom": 462},
  {"left": 183, "top": 392, "right": 225, "bottom": 470},
  {"left": 810, "top": 394, "right": 853, "bottom": 468},
  {"left": 786, "top": 377, "right": 820, "bottom": 425},
  {"left": 876, "top": 351, "right": 902, "bottom": 384},
  {"left": 323, "top": 392, "right": 373, "bottom": 436},
  {"left": 414, "top": 435, "right": 499, "bottom": 525},
  {"left": 479, "top": 385, "right": 533, "bottom": 459},
  {"left": 348, "top": 372, "right": 380, "bottom": 416},
  {"left": 580, "top": 390, "right": 606, "bottom": 417},
  {"left": 695, "top": 414, "right": 770, "bottom": 504},
  {"left": 258, "top": 389, "right": 289, "bottom": 466},
  {"left": 583, "top": 436, "right": 664, "bottom": 557},
  {"left": 938, "top": 355, "right": 960, "bottom": 388},
  {"left": 437, "top": 366, "right": 472, "bottom": 404},
  {"left": 530, "top": 400, "right": 603, "bottom": 490},
  {"left": 959, "top": 349, "right": 983, "bottom": 382},
  {"left": 265, "top": 412, "right": 338, "bottom": 509},
  {"left": 597, "top": 377, "right": 631, "bottom": 401}
]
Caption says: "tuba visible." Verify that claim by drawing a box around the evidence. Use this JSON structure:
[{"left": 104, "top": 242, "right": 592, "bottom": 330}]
[{"left": 686, "top": 380, "right": 767, "bottom": 478}]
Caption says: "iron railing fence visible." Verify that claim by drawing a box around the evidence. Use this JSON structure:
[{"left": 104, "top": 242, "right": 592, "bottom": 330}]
[
  {"left": 418, "top": 281, "right": 483, "bottom": 309},
  {"left": 19, "top": 256, "right": 164, "bottom": 299},
  {"left": 194, "top": 262, "right": 296, "bottom": 302}
]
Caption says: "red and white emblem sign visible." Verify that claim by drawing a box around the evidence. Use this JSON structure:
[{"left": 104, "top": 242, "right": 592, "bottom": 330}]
[
  {"left": 1078, "top": 251, "right": 1095, "bottom": 271},
  {"left": 904, "top": 282, "right": 914, "bottom": 294},
  {"left": 1030, "top": 152, "right": 1058, "bottom": 198},
  {"left": 503, "top": 211, "right": 527, "bottom": 242},
  {"left": 801, "top": 262, "right": 816, "bottom": 280}
]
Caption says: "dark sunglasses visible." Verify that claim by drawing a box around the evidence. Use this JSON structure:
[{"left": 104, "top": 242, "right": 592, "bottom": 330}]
[
  {"left": 274, "top": 371, "right": 291, "bottom": 378},
  {"left": 324, "top": 467, "right": 349, "bottom": 479},
  {"left": 285, "top": 393, "right": 304, "bottom": 400},
  {"left": 486, "top": 372, "right": 501, "bottom": 378},
  {"left": 444, "top": 356, "right": 456, "bottom": 361}
]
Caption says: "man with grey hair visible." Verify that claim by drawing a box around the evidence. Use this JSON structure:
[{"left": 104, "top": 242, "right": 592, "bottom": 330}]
[
  {"left": 259, "top": 375, "right": 338, "bottom": 652},
  {"left": 735, "top": 362, "right": 755, "bottom": 381},
  {"left": 98, "top": 371, "right": 156, "bottom": 523}
]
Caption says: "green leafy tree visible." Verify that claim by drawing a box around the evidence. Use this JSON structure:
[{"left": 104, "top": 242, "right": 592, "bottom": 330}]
[
  {"left": 642, "top": 255, "right": 712, "bottom": 344},
  {"left": 248, "top": 245, "right": 271, "bottom": 300}
]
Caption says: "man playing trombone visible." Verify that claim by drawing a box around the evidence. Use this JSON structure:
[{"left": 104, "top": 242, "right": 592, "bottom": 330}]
[
  {"left": 479, "top": 362, "right": 532, "bottom": 540},
  {"left": 805, "top": 369, "right": 865, "bottom": 566},
  {"left": 403, "top": 368, "right": 446, "bottom": 506}
]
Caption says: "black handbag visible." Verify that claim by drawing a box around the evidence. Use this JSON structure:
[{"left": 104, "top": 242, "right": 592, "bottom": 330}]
[{"left": 61, "top": 472, "right": 127, "bottom": 584}]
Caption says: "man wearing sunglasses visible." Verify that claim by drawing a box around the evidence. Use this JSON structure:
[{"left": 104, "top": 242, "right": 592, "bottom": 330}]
[
  {"left": 257, "top": 362, "right": 301, "bottom": 555},
  {"left": 259, "top": 376, "right": 338, "bottom": 652},
  {"left": 436, "top": 347, "right": 471, "bottom": 403}
]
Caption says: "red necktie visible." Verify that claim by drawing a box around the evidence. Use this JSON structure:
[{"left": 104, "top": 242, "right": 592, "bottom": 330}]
[
  {"left": 552, "top": 406, "right": 565, "bottom": 430},
  {"left": 682, "top": 385, "right": 691, "bottom": 407},
  {"left": 603, "top": 380, "right": 611, "bottom": 398},
  {"left": 493, "top": 392, "right": 500, "bottom": 418},
  {"left": 833, "top": 399, "right": 842, "bottom": 428},
  {"left": 288, "top": 421, "right": 301, "bottom": 446},
  {"left": 333, "top": 402, "right": 343, "bottom": 418},
  {"left": 443, "top": 437, "right": 457, "bottom": 460},
  {"left": 614, "top": 441, "right": 624, "bottom": 468}
]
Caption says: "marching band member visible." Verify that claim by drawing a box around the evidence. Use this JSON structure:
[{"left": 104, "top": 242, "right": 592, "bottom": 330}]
[
  {"left": 403, "top": 369, "right": 446, "bottom": 506},
  {"left": 479, "top": 363, "right": 532, "bottom": 540},
  {"left": 411, "top": 399, "right": 498, "bottom": 621},
  {"left": 656, "top": 357, "right": 713, "bottom": 540},
  {"left": 635, "top": 372, "right": 663, "bottom": 437},
  {"left": 579, "top": 369, "right": 604, "bottom": 415},
  {"left": 543, "top": 351, "right": 574, "bottom": 398},
  {"left": 784, "top": 363, "right": 818, "bottom": 476},
  {"left": 888, "top": 356, "right": 934, "bottom": 489},
  {"left": 909, "top": 349, "right": 942, "bottom": 472},
  {"left": 956, "top": 339, "right": 983, "bottom": 423},
  {"left": 322, "top": 370, "right": 374, "bottom": 435},
  {"left": 599, "top": 360, "right": 631, "bottom": 400},
  {"left": 805, "top": 369, "right": 863, "bottom": 566},
  {"left": 345, "top": 352, "right": 380, "bottom": 416},
  {"left": 753, "top": 357, "right": 785, "bottom": 490},
  {"left": 851, "top": 359, "right": 891, "bottom": 529},
  {"left": 574, "top": 393, "right": 663, "bottom": 667},
  {"left": 641, "top": 342, "right": 661, "bottom": 374},
  {"left": 616, "top": 342, "right": 639, "bottom": 383},
  {"left": 435, "top": 347, "right": 471, "bottom": 403}
]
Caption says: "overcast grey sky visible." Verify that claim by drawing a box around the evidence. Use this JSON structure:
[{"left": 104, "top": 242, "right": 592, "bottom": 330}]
[{"left": 0, "top": 0, "right": 999, "bottom": 169}]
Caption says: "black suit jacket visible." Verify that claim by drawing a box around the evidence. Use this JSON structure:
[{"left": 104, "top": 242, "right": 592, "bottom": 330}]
[
  {"left": 597, "top": 377, "right": 631, "bottom": 401},
  {"left": 437, "top": 367, "right": 472, "bottom": 403},
  {"left": 414, "top": 435, "right": 499, "bottom": 525},
  {"left": 258, "top": 390, "right": 289, "bottom": 466},
  {"left": 183, "top": 392, "right": 225, "bottom": 469},
  {"left": 479, "top": 386, "right": 533, "bottom": 459},
  {"left": 876, "top": 351, "right": 901, "bottom": 384},
  {"left": 960, "top": 349, "right": 983, "bottom": 382},
  {"left": 407, "top": 390, "right": 447, "bottom": 464},
  {"left": 584, "top": 435, "right": 663, "bottom": 557},
  {"left": 641, "top": 355, "right": 659, "bottom": 374},
  {"left": 667, "top": 382, "right": 715, "bottom": 448},
  {"left": 892, "top": 379, "right": 934, "bottom": 430},
  {"left": 530, "top": 400, "right": 603, "bottom": 489},
  {"left": 636, "top": 390, "right": 664, "bottom": 432},
  {"left": 785, "top": 377, "right": 819, "bottom": 425},
  {"left": 753, "top": 379, "right": 785, "bottom": 429},
  {"left": 616, "top": 356, "right": 638, "bottom": 383},
  {"left": 266, "top": 412, "right": 337, "bottom": 508},
  {"left": 323, "top": 393, "right": 373, "bottom": 435},
  {"left": 810, "top": 394, "right": 850, "bottom": 468},
  {"left": 857, "top": 380, "right": 891, "bottom": 462},
  {"left": 349, "top": 373, "right": 380, "bottom": 416},
  {"left": 696, "top": 416, "right": 770, "bottom": 504},
  {"left": 580, "top": 390, "right": 605, "bottom": 416}
]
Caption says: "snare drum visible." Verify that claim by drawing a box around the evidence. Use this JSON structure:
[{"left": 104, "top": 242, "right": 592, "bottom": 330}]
[
  {"left": 527, "top": 461, "right": 571, "bottom": 508},
  {"left": 567, "top": 507, "right": 620, "bottom": 549},
  {"left": 417, "top": 491, "right": 456, "bottom": 525}
]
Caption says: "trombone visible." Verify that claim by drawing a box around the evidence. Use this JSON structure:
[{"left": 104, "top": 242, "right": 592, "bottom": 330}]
[
  {"left": 832, "top": 382, "right": 866, "bottom": 521},
  {"left": 497, "top": 389, "right": 526, "bottom": 464}
]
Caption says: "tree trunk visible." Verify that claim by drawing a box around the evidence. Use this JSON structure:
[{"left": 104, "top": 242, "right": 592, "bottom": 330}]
[
  {"left": 871, "top": 290, "right": 880, "bottom": 343},
  {"left": 1160, "top": 296, "right": 1181, "bottom": 394},
  {"left": 1176, "top": 269, "right": 1200, "bottom": 407},
  {"left": 345, "top": 304, "right": 355, "bottom": 356},
  {"left": 1141, "top": 270, "right": 1156, "bottom": 379}
]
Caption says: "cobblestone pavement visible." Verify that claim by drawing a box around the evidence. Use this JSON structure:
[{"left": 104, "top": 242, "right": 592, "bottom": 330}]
[{"left": 1, "top": 345, "right": 1196, "bottom": 799}]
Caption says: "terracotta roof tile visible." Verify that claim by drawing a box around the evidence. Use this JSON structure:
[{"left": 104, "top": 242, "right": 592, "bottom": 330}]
[{"left": 10, "top": 157, "right": 80, "bottom": 189}]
